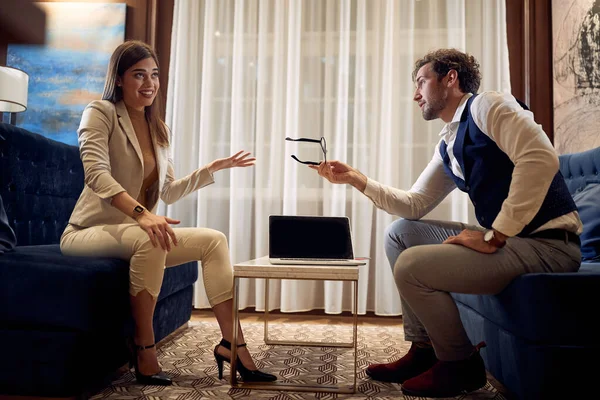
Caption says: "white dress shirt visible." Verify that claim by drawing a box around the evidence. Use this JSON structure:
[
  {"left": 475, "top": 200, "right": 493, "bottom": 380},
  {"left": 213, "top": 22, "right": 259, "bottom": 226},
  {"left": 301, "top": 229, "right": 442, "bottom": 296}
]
[{"left": 364, "top": 92, "right": 582, "bottom": 237}]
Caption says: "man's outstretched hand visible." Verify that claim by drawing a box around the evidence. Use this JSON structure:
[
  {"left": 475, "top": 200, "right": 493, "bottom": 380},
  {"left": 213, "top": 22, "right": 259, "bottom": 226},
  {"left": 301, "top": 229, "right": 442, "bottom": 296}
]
[{"left": 309, "top": 161, "right": 367, "bottom": 191}]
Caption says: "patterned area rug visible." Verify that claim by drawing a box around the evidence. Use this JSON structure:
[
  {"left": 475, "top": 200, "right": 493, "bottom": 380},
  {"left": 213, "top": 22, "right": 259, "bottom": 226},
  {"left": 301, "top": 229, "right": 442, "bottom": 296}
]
[{"left": 92, "top": 321, "right": 507, "bottom": 400}]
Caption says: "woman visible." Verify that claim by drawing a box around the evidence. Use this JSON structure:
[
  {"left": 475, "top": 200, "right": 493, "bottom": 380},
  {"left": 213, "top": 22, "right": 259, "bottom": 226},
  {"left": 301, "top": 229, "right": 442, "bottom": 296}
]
[{"left": 60, "top": 40, "right": 276, "bottom": 386}]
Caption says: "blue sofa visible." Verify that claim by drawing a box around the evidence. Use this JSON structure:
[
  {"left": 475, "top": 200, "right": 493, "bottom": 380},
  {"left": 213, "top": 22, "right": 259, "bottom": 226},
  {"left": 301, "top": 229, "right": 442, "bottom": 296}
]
[
  {"left": 0, "top": 123, "right": 199, "bottom": 397},
  {"left": 453, "top": 146, "right": 600, "bottom": 400}
]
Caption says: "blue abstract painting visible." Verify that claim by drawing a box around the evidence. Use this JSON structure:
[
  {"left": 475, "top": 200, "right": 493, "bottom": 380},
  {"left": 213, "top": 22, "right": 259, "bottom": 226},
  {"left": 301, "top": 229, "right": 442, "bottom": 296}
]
[{"left": 7, "top": 3, "right": 126, "bottom": 146}]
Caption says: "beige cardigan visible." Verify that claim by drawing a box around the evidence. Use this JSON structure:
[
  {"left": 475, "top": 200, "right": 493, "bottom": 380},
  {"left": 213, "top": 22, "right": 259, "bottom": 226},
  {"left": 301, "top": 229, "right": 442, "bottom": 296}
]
[{"left": 67, "top": 100, "right": 214, "bottom": 228}]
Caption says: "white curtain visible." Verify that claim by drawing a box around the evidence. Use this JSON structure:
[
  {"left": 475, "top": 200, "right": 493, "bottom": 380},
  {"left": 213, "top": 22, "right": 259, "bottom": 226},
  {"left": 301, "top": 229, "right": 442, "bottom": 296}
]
[{"left": 163, "top": 0, "right": 511, "bottom": 315}]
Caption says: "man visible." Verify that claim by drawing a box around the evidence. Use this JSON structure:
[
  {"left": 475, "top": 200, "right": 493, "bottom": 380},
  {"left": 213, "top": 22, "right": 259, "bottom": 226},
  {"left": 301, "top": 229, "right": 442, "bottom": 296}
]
[{"left": 311, "top": 49, "right": 582, "bottom": 397}]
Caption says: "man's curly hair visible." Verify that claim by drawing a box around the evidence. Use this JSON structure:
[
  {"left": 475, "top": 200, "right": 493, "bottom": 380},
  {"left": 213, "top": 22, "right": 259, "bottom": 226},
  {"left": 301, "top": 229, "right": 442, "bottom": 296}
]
[{"left": 413, "top": 49, "right": 481, "bottom": 94}]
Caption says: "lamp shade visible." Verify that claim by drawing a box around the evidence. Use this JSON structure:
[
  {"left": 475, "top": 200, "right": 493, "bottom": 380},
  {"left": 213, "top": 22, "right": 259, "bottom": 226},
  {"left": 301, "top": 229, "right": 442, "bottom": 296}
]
[{"left": 0, "top": 66, "right": 29, "bottom": 113}]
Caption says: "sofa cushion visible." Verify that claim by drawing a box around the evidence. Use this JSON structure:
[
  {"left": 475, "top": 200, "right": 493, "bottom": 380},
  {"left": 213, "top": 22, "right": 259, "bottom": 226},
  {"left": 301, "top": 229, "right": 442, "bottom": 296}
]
[
  {"left": 572, "top": 182, "right": 600, "bottom": 261},
  {"left": 0, "top": 245, "right": 198, "bottom": 332},
  {"left": 452, "top": 267, "right": 600, "bottom": 346},
  {"left": 580, "top": 261, "right": 600, "bottom": 272}
]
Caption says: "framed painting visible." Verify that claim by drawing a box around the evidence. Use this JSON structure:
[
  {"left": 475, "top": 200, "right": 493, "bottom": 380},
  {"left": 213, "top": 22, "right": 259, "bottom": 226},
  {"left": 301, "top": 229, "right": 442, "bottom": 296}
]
[
  {"left": 7, "top": 2, "right": 126, "bottom": 146},
  {"left": 552, "top": 0, "right": 600, "bottom": 154}
]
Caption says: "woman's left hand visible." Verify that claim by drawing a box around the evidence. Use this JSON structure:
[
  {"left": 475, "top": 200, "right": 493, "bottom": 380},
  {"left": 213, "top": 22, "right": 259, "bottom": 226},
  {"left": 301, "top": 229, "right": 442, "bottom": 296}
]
[{"left": 207, "top": 150, "right": 256, "bottom": 173}]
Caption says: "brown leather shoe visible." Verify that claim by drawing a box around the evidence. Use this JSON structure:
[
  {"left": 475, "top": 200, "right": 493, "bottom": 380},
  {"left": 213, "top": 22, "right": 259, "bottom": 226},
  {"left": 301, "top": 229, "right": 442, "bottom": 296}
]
[
  {"left": 365, "top": 343, "right": 437, "bottom": 383},
  {"left": 401, "top": 342, "right": 488, "bottom": 398}
]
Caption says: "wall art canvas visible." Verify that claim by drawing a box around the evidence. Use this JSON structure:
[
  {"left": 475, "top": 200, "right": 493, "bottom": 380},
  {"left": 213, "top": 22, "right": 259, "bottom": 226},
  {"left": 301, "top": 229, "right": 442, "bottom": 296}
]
[
  {"left": 7, "top": 2, "right": 126, "bottom": 146},
  {"left": 552, "top": 0, "right": 600, "bottom": 154}
]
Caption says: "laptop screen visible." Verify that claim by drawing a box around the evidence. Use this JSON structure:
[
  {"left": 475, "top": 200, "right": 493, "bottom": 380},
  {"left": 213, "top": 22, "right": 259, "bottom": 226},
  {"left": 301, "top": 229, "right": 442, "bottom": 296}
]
[{"left": 269, "top": 215, "right": 354, "bottom": 259}]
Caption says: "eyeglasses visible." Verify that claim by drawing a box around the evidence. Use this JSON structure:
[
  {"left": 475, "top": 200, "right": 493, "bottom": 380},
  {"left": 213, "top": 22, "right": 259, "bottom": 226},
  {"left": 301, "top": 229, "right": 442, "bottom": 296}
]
[{"left": 285, "top": 136, "right": 327, "bottom": 165}]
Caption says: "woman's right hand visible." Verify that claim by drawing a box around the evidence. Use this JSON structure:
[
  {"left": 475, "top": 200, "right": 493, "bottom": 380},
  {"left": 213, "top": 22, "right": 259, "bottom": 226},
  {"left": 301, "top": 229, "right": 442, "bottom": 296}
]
[{"left": 136, "top": 212, "right": 181, "bottom": 251}]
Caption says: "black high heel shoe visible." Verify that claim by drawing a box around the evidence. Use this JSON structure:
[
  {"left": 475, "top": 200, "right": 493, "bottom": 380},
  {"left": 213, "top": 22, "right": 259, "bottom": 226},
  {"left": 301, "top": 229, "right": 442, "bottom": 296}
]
[
  {"left": 127, "top": 339, "right": 172, "bottom": 386},
  {"left": 213, "top": 338, "right": 277, "bottom": 382}
]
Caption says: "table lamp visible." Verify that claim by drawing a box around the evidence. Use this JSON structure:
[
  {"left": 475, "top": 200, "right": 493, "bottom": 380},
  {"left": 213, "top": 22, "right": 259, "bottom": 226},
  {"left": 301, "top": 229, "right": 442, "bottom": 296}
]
[{"left": 0, "top": 66, "right": 29, "bottom": 125}]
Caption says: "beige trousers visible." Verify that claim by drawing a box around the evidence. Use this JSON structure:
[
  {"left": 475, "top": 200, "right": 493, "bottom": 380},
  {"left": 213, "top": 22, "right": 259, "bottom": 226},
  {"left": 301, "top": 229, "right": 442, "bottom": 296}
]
[{"left": 60, "top": 223, "right": 233, "bottom": 303}]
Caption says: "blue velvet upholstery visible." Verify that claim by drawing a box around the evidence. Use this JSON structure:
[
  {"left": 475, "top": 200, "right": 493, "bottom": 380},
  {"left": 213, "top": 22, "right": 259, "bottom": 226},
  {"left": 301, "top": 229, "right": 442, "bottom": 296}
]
[
  {"left": 0, "top": 123, "right": 83, "bottom": 246},
  {"left": 0, "top": 123, "right": 198, "bottom": 397},
  {"left": 572, "top": 184, "right": 600, "bottom": 261},
  {"left": 452, "top": 146, "right": 600, "bottom": 400},
  {"left": 561, "top": 146, "right": 600, "bottom": 261}
]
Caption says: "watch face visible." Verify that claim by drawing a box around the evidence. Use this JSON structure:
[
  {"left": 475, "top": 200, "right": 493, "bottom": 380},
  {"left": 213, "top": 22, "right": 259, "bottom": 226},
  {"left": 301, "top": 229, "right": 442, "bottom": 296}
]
[
  {"left": 484, "top": 230, "right": 494, "bottom": 242},
  {"left": 134, "top": 205, "right": 144, "bottom": 213}
]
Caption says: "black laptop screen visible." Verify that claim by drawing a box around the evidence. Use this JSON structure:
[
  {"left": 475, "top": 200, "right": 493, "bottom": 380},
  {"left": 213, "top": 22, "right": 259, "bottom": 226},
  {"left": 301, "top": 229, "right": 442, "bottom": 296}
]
[{"left": 269, "top": 216, "right": 354, "bottom": 259}]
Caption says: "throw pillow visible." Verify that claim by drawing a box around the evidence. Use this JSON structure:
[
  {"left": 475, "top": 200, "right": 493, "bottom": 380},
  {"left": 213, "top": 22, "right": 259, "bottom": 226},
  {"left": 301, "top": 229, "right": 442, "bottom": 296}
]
[{"left": 572, "top": 182, "right": 600, "bottom": 261}]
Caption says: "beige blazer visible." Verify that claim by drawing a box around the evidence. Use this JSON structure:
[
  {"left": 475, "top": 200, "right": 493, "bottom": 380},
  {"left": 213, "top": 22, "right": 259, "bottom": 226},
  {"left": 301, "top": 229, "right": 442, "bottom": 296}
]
[{"left": 67, "top": 100, "right": 214, "bottom": 228}]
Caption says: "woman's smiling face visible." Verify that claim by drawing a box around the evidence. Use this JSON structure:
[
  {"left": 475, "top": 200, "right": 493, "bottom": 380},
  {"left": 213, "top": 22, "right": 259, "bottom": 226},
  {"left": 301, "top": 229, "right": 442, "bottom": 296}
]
[{"left": 118, "top": 57, "right": 159, "bottom": 111}]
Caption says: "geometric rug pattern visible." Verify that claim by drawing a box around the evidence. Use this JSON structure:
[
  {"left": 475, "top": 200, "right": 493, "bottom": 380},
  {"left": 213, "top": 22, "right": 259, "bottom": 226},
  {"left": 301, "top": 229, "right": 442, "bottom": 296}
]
[{"left": 91, "top": 321, "right": 507, "bottom": 400}]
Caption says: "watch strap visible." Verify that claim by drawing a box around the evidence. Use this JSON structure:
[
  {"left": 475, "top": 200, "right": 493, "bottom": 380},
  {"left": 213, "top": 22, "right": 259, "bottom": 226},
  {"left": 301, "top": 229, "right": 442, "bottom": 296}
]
[{"left": 487, "top": 231, "right": 506, "bottom": 248}]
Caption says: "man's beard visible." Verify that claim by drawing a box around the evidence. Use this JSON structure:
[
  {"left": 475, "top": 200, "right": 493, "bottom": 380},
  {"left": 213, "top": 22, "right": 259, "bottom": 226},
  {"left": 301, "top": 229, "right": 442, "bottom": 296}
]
[{"left": 421, "top": 91, "right": 447, "bottom": 121}]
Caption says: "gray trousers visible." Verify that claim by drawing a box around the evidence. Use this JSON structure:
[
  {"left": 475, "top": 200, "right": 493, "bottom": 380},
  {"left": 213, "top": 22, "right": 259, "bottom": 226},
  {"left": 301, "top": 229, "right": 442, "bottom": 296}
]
[{"left": 385, "top": 219, "right": 581, "bottom": 361}]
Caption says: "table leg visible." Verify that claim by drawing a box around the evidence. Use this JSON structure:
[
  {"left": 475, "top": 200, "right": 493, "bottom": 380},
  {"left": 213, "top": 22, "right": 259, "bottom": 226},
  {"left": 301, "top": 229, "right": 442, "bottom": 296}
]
[
  {"left": 263, "top": 278, "right": 270, "bottom": 343},
  {"left": 353, "top": 279, "right": 358, "bottom": 392}
]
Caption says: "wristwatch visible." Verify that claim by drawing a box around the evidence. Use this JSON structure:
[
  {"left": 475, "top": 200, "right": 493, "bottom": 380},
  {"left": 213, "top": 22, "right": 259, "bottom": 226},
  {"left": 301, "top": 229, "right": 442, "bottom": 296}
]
[
  {"left": 132, "top": 205, "right": 146, "bottom": 220},
  {"left": 484, "top": 229, "right": 506, "bottom": 248}
]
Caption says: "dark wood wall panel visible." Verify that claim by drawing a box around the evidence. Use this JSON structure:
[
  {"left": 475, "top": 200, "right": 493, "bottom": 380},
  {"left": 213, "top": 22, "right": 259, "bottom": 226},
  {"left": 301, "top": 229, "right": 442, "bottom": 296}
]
[
  {"left": 156, "top": 0, "right": 175, "bottom": 101},
  {"left": 0, "top": 0, "right": 45, "bottom": 51},
  {"left": 506, "top": 0, "right": 554, "bottom": 142},
  {"left": 530, "top": 0, "right": 553, "bottom": 142},
  {"left": 506, "top": 0, "right": 525, "bottom": 103},
  {"left": 0, "top": 46, "right": 6, "bottom": 67}
]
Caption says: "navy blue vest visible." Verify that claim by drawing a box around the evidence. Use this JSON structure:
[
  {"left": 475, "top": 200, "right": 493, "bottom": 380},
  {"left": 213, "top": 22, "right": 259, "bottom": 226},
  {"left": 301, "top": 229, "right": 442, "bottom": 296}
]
[{"left": 439, "top": 95, "right": 576, "bottom": 237}]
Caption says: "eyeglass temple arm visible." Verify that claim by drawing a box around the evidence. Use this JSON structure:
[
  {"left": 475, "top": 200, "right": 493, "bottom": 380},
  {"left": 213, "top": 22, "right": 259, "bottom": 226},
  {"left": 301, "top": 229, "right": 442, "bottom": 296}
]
[
  {"left": 285, "top": 137, "right": 322, "bottom": 143},
  {"left": 290, "top": 155, "right": 320, "bottom": 165}
]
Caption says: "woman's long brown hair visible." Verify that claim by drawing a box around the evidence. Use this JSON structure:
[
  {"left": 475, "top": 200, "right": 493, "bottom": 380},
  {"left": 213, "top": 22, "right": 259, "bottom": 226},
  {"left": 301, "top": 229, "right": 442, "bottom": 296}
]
[{"left": 102, "top": 40, "right": 169, "bottom": 147}]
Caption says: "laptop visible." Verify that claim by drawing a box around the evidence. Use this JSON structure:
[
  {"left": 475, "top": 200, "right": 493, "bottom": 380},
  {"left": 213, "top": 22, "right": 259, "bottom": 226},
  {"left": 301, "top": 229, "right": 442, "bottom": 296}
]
[{"left": 268, "top": 215, "right": 365, "bottom": 266}]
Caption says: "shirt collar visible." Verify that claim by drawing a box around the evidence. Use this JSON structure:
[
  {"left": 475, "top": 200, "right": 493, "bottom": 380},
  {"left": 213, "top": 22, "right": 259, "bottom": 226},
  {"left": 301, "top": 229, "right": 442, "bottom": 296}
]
[{"left": 438, "top": 93, "right": 473, "bottom": 139}]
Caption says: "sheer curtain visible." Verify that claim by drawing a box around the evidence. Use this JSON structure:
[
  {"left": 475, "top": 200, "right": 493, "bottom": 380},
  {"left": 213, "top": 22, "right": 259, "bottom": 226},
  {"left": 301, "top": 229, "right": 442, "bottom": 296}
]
[{"left": 163, "top": 0, "right": 511, "bottom": 315}]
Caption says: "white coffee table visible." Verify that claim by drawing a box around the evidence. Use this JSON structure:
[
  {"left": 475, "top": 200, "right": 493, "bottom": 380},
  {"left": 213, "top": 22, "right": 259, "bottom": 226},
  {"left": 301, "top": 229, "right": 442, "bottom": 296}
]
[{"left": 230, "top": 256, "right": 365, "bottom": 394}]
